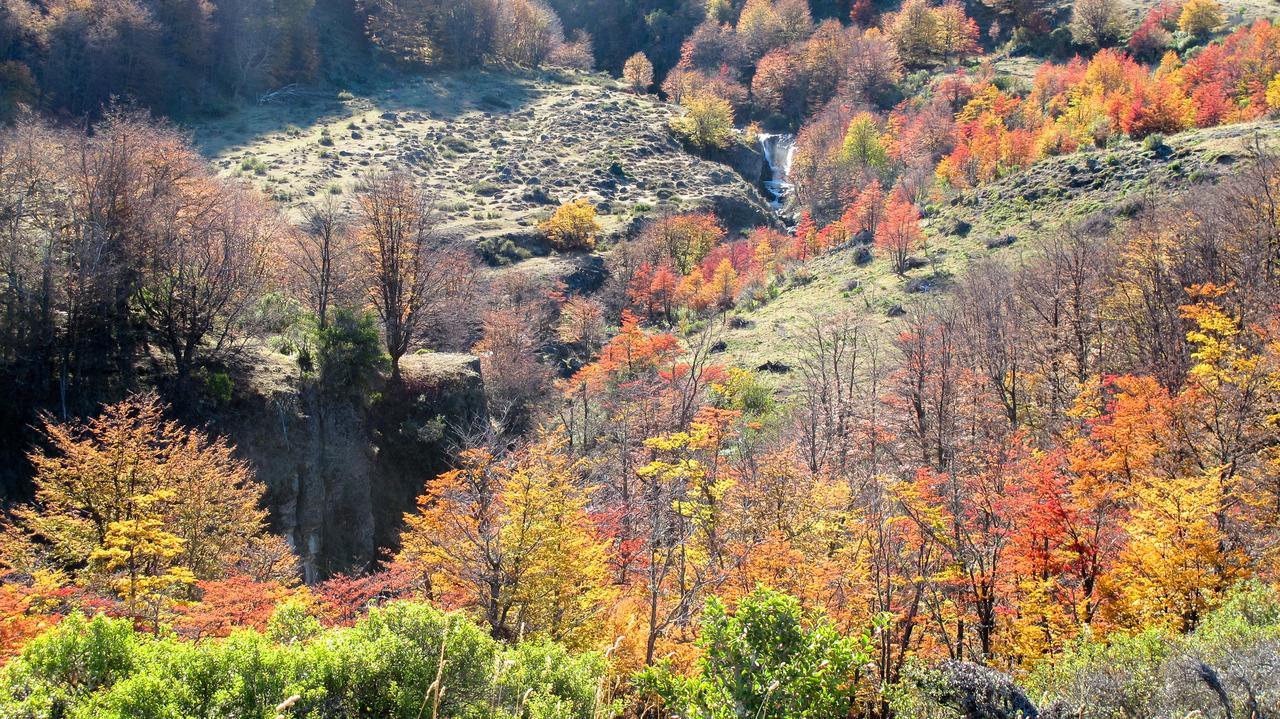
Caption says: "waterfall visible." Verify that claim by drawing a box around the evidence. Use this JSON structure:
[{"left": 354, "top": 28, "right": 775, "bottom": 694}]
[{"left": 759, "top": 133, "right": 796, "bottom": 211}]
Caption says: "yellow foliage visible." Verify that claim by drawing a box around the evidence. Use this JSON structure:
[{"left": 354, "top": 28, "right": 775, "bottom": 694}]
[
  {"left": 671, "top": 94, "right": 735, "bottom": 150},
  {"left": 1178, "top": 0, "right": 1223, "bottom": 35},
  {"left": 540, "top": 197, "right": 600, "bottom": 251}
]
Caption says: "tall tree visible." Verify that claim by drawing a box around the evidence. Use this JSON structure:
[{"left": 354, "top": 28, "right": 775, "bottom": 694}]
[{"left": 356, "top": 172, "right": 473, "bottom": 381}]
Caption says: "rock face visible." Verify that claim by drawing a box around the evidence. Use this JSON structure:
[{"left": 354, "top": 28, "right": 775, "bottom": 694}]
[{"left": 221, "top": 350, "right": 485, "bottom": 582}]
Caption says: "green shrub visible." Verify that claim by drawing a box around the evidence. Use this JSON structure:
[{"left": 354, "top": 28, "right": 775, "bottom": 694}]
[
  {"left": 0, "top": 613, "right": 139, "bottom": 716},
  {"left": 316, "top": 309, "right": 388, "bottom": 397},
  {"left": 1025, "top": 581, "right": 1280, "bottom": 718},
  {"left": 0, "top": 603, "right": 611, "bottom": 719},
  {"left": 635, "top": 587, "right": 875, "bottom": 719}
]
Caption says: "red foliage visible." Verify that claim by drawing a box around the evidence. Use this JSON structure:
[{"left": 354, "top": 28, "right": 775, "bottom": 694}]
[
  {"left": 173, "top": 576, "right": 297, "bottom": 639},
  {"left": 314, "top": 563, "right": 418, "bottom": 626},
  {"left": 875, "top": 190, "right": 923, "bottom": 274}
]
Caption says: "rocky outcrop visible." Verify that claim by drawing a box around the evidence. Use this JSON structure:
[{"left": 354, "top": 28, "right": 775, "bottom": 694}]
[{"left": 220, "top": 349, "right": 484, "bottom": 582}]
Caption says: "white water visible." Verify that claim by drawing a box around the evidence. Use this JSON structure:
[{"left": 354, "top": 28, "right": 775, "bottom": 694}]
[{"left": 759, "top": 133, "right": 796, "bottom": 210}]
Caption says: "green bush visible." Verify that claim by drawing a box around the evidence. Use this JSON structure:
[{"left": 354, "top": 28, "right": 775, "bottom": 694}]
[
  {"left": 0, "top": 603, "right": 611, "bottom": 719},
  {"left": 635, "top": 587, "right": 875, "bottom": 719},
  {"left": 1025, "top": 581, "right": 1280, "bottom": 719},
  {"left": 316, "top": 309, "right": 388, "bottom": 396},
  {"left": 0, "top": 613, "right": 139, "bottom": 717}
]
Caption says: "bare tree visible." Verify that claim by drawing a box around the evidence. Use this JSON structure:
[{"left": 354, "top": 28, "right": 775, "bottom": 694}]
[
  {"left": 954, "top": 260, "right": 1027, "bottom": 427},
  {"left": 794, "top": 310, "right": 873, "bottom": 475},
  {"left": 136, "top": 179, "right": 276, "bottom": 389},
  {"left": 356, "top": 172, "right": 475, "bottom": 382},
  {"left": 287, "top": 195, "right": 358, "bottom": 329}
]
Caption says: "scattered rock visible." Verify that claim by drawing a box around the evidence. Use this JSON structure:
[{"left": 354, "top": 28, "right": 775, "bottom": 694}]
[
  {"left": 905, "top": 277, "right": 933, "bottom": 293},
  {"left": 946, "top": 219, "right": 972, "bottom": 237}
]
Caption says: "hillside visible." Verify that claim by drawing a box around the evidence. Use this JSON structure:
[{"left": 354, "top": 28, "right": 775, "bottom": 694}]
[
  {"left": 717, "top": 119, "right": 1280, "bottom": 376},
  {"left": 194, "top": 69, "right": 773, "bottom": 277}
]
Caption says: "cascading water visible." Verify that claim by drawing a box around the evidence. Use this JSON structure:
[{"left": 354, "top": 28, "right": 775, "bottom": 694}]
[{"left": 759, "top": 133, "right": 797, "bottom": 211}]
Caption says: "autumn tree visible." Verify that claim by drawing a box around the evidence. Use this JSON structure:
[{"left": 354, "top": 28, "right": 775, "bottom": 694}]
[
  {"left": 737, "top": 0, "right": 787, "bottom": 62},
  {"left": 495, "top": 0, "right": 563, "bottom": 67},
  {"left": 137, "top": 179, "right": 277, "bottom": 392},
  {"left": 1071, "top": 0, "right": 1128, "bottom": 47},
  {"left": 474, "top": 306, "right": 552, "bottom": 433},
  {"left": 556, "top": 296, "right": 607, "bottom": 357},
  {"left": 356, "top": 172, "right": 474, "bottom": 381},
  {"left": 4, "top": 395, "right": 289, "bottom": 624},
  {"left": 1178, "top": 0, "right": 1224, "bottom": 36},
  {"left": 672, "top": 94, "right": 736, "bottom": 150},
  {"left": 623, "top": 51, "right": 654, "bottom": 93},
  {"left": 541, "top": 198, "right": 600, "bottom": 251},
  {"left": 639, "top": 213, "right": 726, "bottom": 274},
  {"left": 876, "top": 192, "right": 924, "bottom": 275},
  {"left": 751, "top": 48, "right": 803, "bottom": 119},
  {"left": 398, "top": 434, "right": 613, "bottom": 647},
  {"left": 885, "top": 0, "right": 939, "bottom": 67},
  {"left": 360, "top": 0, "right": 501, "bottom": 68},
  {"left": 933, "top": 2, "right": 981, "bottom": 64}
]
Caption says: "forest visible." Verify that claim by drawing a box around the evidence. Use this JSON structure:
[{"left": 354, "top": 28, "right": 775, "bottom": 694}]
[{"left": 1, "top": 0, "right": 1279, "bottom": 717}]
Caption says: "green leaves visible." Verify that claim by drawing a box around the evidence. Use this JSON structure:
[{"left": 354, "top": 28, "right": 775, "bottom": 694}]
[
  {"left": 0, "top": 603, "right": 612, "bottom": 719},
  {"left": 636, "top": 587, "right": 874, "bottom": 719}
]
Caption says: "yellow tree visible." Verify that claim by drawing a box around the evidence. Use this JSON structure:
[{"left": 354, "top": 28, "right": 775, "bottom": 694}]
[
  {"left": 671, "top": 94, "right": 735, "bottom": 150},
  {"left": 1180, "top": 297, "right": 1280, "bottom": 550},
  {"left": 398, "top": 433, "right": 615, "bottom": 647},
  {"left": 6, "top": 394, "right": 287, "bottom": 622},
  {"left": 540, "top": 198, "right": 600, "bottom": 251},
  {"left": 707, "top": 259, "right": 739, "bottom": 310},
  {"left": 502, "top": 435, "right": 614, "bottom": 649},
  {"left": 633, "top": 410, "right": 739, "bottom": 664},
  {"left": 1106, "top": 467, "right": 1231, "bottom": 631},
  {"left": 1178, "top": 0, "right": 1223, "bottom": 36}
]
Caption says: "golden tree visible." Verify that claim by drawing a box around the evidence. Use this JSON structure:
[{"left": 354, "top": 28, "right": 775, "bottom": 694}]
[
  {"left": 398, "top": 433, "right": 614, "bottom": 648},
  {"left": 622, "top": 52, "right": 654, "bottom": 93},
  {"left": 540, "top": 198, "right": 600, "bottom": 251},
  {"left": 6, "top": 394, "right": 289, "bottom": 623},
  {"left": 671, "top": 94, "right": 735, "bottom": 151},
  {"left": 1178, "top": 0, "right": 1223, "bottom": 36}
]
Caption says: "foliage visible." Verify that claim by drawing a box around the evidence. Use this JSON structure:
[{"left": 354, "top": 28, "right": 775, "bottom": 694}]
[
  {"left": 1178, "top": 0, "right": 1224, "bottom": 36},
  {"left": 4, "top": 395, "right": 290, "bottom": 625},
  {"left": 315, "top": 310, "right": 389, "bottom": 397},
  {"left": 671, "top": 94, "right": 736, "bottom": 151},
  {"left": 397, "top": 433, "right": 615, "bottom": 649},
  {"left": 1071, "top": 0, "right": 1128, "bottom": 48},
  {"left": 1027, "top": 582, "right": 1280, "bottom": 717},
  {"left": 622, "top": 52, "right": 654, "bottom": 93},
  {"left": 636, "top": 588, "right": 875, "bottom": 719},
  {"left": 540, "top": 198, "right": 601, "bottom": 251},
  {"left": 0, "top": 602, "right": 612, "bottom": 719}
]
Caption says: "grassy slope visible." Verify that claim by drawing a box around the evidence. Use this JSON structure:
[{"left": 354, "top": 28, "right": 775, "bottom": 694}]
[
  {"left": 191, "top": 69, "right": 770, "bottom": 282},
  {"left": 718, "top": 119, "right": 1280, "bottom": 379}
]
